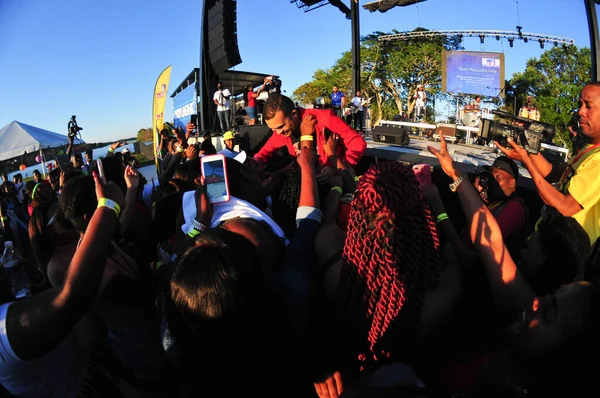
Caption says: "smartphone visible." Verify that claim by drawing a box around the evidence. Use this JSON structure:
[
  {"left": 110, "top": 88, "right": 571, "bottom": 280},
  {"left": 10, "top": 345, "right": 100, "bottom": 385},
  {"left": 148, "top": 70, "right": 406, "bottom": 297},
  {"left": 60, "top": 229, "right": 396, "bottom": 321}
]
[
  {"left": 323, "top": 127, "right": 333, "bottom": 141},
  {"left": 412, "top": 163, "right": 432, "bottom": 185},
  {"left": 201, "top": 154, "right": 230, "bottom": 203},
  {"left": 97, "top": 158, "right": 105, "bottom": 181}
]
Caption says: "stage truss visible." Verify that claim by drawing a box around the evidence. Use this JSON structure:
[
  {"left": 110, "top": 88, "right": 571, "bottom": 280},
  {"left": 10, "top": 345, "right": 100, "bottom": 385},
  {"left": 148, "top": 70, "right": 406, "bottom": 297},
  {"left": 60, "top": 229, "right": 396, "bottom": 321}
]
[{"left": 379, "top": 29, "right": 575, "bottom": 47}]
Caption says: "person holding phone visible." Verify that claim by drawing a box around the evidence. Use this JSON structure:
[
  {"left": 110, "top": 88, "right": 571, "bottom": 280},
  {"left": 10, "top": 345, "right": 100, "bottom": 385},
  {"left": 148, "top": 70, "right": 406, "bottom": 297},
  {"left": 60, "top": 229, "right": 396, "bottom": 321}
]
[{"left": 254, "top": 94, "right": 366, "bottom": 168}]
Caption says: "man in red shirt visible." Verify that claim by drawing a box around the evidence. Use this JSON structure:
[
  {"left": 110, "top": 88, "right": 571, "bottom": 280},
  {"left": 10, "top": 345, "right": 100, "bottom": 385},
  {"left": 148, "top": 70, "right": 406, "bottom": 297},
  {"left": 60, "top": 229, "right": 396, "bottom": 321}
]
[{"left": 254, "top": 94, "right": 366, "bottom": 168}]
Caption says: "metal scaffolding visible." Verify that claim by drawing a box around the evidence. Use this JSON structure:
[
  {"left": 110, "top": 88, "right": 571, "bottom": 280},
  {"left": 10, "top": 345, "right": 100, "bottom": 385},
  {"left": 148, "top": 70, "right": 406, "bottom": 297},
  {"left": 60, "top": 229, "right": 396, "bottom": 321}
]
[{"left": 378, "top": 29, "right": 575, "bottom": 47}]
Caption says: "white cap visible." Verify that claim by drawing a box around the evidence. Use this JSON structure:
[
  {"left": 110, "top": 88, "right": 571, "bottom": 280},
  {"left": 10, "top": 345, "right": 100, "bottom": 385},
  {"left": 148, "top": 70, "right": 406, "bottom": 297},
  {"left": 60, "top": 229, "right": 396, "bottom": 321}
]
[{"left": 122, "top": 148, "right": 131, "bottom": 154}]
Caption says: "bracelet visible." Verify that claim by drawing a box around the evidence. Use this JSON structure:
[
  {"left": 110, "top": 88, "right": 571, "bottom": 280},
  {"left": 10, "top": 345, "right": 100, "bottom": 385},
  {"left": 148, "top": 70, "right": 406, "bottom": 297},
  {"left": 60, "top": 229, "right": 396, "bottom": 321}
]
[
  {"left": 300, "top": 135, "right": 314, "bottom": 142},
  {"left": 330, "top": 186, "right": 343, "bottom": 195},
  {"left": 191, "top": 219, "right": 208, "bottom": 232},
  {"left": 187, "top": 226, "right": 202, "bottom": 238},
  {"left": 436, "top": 213, "right": 449, "bottom": 223},
  {"left": 177, "top": 146, "right": 184, "bottom": 153},
  {"left": 97, "top": 198, "right": 121, "bottom": 217},
  {"left": 449, "top": 174, "right": 467, "bottom": 193}
]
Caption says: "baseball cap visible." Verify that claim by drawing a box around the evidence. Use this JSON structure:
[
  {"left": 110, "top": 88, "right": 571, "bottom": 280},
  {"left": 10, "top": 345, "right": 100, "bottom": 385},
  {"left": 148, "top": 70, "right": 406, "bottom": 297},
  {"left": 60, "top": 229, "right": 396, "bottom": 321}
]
[
  {"left": 490, "top": 156, "right": 519, "bottom": 180},
  {"left": 223, "top": 131, "right": 235, "bottom": 140},
  {"left": 122, "top": 148, "right": 131, "bottom": 154}
]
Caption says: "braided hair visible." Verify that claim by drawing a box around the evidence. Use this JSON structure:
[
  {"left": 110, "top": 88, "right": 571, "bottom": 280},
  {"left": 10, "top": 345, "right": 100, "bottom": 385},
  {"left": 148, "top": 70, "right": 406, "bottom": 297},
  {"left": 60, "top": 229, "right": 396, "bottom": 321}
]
[{"left": 334, "top": 161, "right": 441, "bottom": 371}]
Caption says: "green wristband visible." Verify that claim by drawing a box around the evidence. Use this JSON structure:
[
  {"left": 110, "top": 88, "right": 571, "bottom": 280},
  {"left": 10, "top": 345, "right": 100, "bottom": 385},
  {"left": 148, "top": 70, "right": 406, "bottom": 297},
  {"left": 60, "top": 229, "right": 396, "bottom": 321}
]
[
  {"left": 436, "top": 213, "right": 449, "bottom": 223},
  {"left": 330, "top": 186, "right": 343, "bottom": 195}
]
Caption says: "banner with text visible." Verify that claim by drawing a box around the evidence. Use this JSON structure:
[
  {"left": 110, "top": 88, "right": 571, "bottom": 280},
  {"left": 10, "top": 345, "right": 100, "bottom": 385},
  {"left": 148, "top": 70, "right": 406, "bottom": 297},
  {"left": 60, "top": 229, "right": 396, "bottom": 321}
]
[
  {"left": 173, "top": 84, "right": 197, "bottom": 129},
  {"left": 152, "top": 65, "right": 172, "bottom": 173}
]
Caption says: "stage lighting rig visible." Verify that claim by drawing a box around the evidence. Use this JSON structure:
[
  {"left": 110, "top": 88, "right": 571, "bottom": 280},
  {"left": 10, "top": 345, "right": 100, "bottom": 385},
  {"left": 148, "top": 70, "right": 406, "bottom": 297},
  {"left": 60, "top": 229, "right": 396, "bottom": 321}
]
[
  {"left": 517, "top": 25, "right": 523, "bottom": 37},
  {"left": 539, "top": 39, "right": 545, "bottom": 49},
  {"left": 479, "top": 34, "right": 485, "bottom": 44},
  {"left": 508, "top": 37, "right": 514, "bottom": 47}
]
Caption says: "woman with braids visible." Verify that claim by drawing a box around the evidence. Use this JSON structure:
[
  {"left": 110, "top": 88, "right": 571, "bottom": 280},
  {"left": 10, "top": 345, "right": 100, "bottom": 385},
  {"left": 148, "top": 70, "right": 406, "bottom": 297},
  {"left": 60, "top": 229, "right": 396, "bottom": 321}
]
[{"left": 314, "top": 161, "right": 462, "bottom": 397}]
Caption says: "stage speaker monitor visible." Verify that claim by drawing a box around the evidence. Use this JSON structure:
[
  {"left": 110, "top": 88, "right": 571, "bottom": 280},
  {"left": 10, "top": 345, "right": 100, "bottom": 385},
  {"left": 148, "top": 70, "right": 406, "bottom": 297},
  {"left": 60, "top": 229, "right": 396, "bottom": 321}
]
[
  {"left": 207, "top": 0, "right": 242, "bottom": 74},
  {"left": 372, "top": 126, "right": 410, "bottom": 146},
  {"left": 238, "top": 125, "right": 272, "bottom": 156},
  {"left": 436, "top": 123, "right": 456, "bottom": 137}
]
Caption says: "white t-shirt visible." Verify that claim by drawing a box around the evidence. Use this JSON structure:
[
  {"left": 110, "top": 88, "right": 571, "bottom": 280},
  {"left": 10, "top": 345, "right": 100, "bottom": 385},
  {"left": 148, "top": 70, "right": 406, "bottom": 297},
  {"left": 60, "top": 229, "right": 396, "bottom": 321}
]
[
  {"left": 213, "top": 89, "right": 231, "bottom": 111},
  {"left": 0, "top": 302, "right": 86, "bottom": 397},
  {"left": 351, "top": 96, "right": 364, "bottom": 111},
  {"left": 415, "top": 91, "right": 426, "bottom": 107}
]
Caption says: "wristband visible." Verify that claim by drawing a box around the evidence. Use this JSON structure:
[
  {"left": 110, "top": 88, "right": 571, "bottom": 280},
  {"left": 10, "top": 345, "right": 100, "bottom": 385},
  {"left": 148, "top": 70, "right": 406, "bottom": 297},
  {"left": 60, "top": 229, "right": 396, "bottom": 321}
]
[
  {"left": 108, "top": 148, "right": 115, "bottom": 153},
  {"left": 300, "top": 135, "right": 314, "bottom": 142},
  {"left": 97, "top": 198, "right": 121, "bottom": 217},
  {"left": 436, "top": 213, "right": 449, "bottom": 223},
  {"left": 177, "top": 146, "right": 184, "bottom": 153},
  {"left": 187, "top": 226, "right": 202, "bottom": 238},
  {"left": 31, "top": 183, "right": 41, "bottom": 201},
  {"left": 191, "top": 219, "right": 208, "bottom": 232},
  {"left": 330, "top": 186, "right": 343, "bottom": 195},
  {"left": 1, "top": 216, "right": 7, "bottom": 222}
]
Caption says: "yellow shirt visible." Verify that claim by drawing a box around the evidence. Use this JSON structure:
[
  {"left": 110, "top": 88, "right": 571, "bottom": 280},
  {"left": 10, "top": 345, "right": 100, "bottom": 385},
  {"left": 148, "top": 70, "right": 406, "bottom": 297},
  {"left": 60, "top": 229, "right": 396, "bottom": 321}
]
[{"left": 554, "top": 144, "right": 600, "bottom": 245}]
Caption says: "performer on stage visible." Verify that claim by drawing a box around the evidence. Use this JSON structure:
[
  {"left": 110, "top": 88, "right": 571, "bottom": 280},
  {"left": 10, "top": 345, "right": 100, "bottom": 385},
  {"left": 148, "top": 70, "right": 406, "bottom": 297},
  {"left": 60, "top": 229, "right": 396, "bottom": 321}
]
[
  {"left": 413, "top": 84, "right": 427, "bottom": 119},
  {"left": 351, "top": 91, "right": 367, "bottom": 133},
  {"left": 213, "top": 81, "right": 231, "bottom": 133},
  {"left": 330, "top": 85, "right": 345, "bottom": 119},
  {"left": 518, "top": 95, "right": 540, "bottom": 121},
  {"left": 472, "top": 96, "right": 482, "bottom": 111}
]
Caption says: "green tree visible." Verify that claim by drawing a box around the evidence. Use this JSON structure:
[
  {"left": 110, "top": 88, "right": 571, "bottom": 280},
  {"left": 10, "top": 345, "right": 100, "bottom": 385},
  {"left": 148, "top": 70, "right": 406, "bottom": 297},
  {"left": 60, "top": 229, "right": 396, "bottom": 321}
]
[
  {"left": 507, "top": 45, "right": 591, "bottom": 149},
  {"left": 137, "top": 128, "right": 153, "bottom": 142},
  {"left": 292, "top": 28, "right": 461, "bottom": 126}
]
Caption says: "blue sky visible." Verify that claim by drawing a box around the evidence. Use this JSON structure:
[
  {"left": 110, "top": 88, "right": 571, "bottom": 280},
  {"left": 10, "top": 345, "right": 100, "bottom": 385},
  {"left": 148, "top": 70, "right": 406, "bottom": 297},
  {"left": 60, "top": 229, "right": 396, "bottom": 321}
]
[{"left": 0, "top": 0, "right": 594, "bottom": 143}]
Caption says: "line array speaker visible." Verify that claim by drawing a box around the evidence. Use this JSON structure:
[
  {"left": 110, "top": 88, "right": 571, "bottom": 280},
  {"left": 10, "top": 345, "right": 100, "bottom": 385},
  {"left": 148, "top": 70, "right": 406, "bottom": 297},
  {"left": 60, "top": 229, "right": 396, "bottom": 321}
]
[{"left": 207, "top": 0, "right": 242, "bottom": 74}]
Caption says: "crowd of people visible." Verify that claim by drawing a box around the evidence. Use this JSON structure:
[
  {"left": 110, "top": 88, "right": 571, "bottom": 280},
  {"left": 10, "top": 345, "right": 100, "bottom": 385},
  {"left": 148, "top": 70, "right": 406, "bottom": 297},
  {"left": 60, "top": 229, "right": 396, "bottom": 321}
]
[{"left": 0, "top": 84, "right": 599, "bottom": 397}]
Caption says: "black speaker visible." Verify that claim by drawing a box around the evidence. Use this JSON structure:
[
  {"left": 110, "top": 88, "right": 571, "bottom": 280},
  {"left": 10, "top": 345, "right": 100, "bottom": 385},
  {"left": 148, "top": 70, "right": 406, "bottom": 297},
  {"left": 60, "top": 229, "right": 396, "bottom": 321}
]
[
  {"left": 372, "top": 126, "right": 410, "bottom": 146},
  {"left": 207, "top": 0, "right": 242, "bottom": 74},
  {"left": 238, "top": 125, "right": 272, "bottom": 156}
]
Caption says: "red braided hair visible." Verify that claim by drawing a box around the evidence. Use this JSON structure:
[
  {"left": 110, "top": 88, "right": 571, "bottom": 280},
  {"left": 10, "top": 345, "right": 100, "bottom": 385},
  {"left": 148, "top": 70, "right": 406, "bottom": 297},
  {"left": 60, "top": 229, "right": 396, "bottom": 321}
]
[{"left": 334, "top": 161, "right": 441, "bottom": 371}]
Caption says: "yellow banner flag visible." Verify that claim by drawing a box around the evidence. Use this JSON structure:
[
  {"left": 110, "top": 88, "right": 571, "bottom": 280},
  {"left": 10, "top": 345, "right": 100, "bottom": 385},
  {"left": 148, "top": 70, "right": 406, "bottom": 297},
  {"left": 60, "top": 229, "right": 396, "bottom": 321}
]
[{"left": 152, "top": 65, "right": 172, "bottom": 174}]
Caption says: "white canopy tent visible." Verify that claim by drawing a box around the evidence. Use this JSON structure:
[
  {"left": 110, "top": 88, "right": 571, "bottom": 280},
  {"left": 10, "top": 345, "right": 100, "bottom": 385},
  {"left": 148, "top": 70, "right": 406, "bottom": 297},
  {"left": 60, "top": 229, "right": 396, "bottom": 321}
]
[{"left": 0, "top": 121, "right": 84, "bottom": 161}]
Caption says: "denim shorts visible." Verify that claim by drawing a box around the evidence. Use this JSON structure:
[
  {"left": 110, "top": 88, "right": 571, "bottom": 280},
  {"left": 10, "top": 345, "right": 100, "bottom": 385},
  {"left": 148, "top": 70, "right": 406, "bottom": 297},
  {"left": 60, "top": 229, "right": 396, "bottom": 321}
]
[{"left": 246, "top": 106, "right": 256, "bottom": 119}]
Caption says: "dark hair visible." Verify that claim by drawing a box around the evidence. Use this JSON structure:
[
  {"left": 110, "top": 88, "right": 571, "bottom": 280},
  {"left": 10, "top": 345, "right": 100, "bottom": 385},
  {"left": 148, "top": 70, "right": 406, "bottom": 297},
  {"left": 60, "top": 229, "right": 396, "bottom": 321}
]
[
  {"left": 13, "top": 174, "right": 22, "bottom": 183},
  {"left": 533, "top": 211, "right": 591, "bottom": 295},
  {"left": 28, "top": 184, "right": 58, "bottom": 269},
  {"left": 163, "top": 228, "right": 296, "bottom": 393},
  {"left": 264, "top": 94, "right": 295, "bottom": 121},
  {"left": 59, "top": 175, "right": 96, "bottom": 232}
]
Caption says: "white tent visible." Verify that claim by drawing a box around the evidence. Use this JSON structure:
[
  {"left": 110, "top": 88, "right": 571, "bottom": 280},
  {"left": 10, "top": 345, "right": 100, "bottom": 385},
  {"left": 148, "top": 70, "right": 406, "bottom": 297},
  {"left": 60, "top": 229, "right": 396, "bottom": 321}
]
[{"left": 0, "top": 121, "right": 84, "bottom": 161}]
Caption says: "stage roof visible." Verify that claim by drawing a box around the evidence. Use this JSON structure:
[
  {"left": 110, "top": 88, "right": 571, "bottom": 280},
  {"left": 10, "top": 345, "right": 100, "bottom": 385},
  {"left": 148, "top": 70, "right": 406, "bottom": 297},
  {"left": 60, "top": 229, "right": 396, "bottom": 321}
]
[
  {"left": 218, "top": 70, "right": 271, "bottom": 97},
  {"left": 170, "top": 68, "right": 272, "bottom": 98}
]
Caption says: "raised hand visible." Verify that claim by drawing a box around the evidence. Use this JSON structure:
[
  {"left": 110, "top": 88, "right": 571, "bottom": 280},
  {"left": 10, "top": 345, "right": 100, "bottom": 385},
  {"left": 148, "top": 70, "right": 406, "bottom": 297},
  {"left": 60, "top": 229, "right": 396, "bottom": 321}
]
[
  {"left": 297, "top": 146, "right": 316, "bottom": 170},
  {"left": 300, "top": 114, "right": 317, "bottom": 137},
  {"left": 427, "top": 132, "right": 460, "bottom": 180},
  {"left": 124, "top": 165, "right": 140, "bottom": 190},
  {"left": 495, "top": 139, "right": 525, "bottom": 163},
  {"left": 93, "top": 171, "right": 125, "bottom": 211},
  {"left": 194, "top": 177, "right": 214, "bottom": 226}
]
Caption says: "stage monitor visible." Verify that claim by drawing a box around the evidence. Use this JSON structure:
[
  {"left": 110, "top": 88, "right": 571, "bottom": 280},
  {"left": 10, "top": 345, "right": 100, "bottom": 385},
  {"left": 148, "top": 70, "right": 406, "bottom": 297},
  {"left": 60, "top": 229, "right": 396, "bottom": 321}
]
[{"left": 442, "top": 50, "right": 505, "bottom": 98}]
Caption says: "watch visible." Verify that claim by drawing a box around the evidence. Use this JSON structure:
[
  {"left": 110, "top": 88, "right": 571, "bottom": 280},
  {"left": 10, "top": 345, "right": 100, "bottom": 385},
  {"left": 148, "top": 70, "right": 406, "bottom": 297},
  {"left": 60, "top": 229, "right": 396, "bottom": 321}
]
[{"left": 449, "top": 174, "right": 467, "bottom": 193}]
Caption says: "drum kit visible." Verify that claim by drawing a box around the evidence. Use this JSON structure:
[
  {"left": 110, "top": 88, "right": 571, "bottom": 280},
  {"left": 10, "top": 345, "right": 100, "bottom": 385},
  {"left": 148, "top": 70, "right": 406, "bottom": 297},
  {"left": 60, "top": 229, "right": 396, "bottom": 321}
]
[{"left": 458, "top": 103, "right": 493, "bottom": 127}]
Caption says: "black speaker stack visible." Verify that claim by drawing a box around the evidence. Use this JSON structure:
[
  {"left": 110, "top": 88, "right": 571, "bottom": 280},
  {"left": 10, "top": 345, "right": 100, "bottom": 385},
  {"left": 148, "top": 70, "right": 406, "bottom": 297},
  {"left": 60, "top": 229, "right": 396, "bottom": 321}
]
[{"left": 207, "top": 0, "right": 242, "bottom": 74}]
